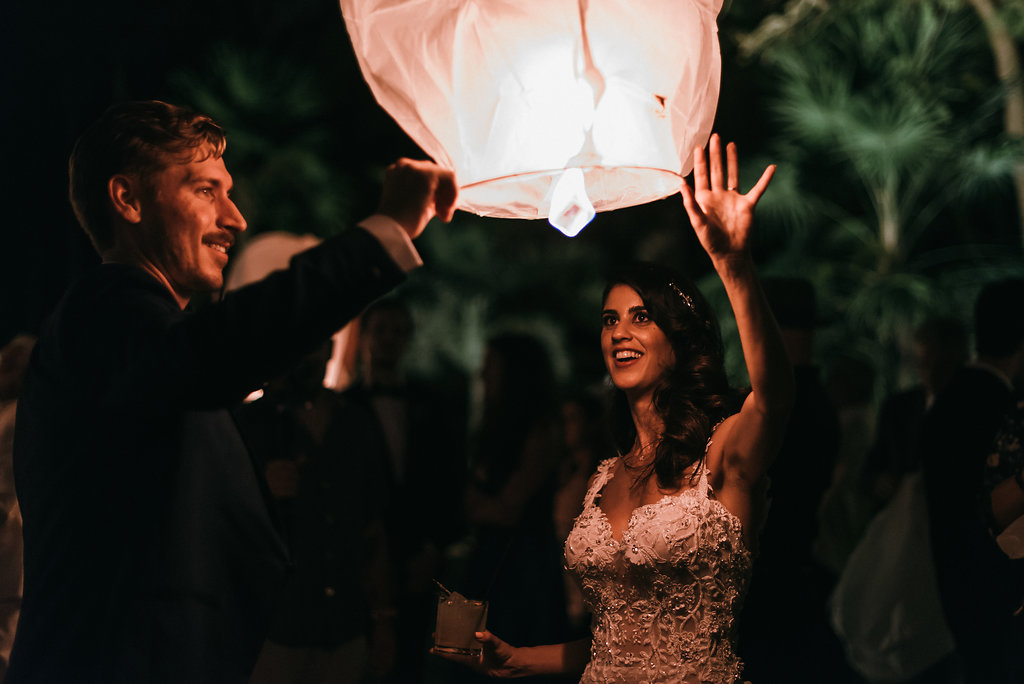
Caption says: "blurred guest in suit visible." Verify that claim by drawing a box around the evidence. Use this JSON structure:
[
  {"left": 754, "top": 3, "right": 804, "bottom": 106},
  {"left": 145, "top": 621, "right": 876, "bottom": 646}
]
[
  {"left": 345, "top": 299, "right": 468, "bottom": 683},
  {"left": 921, "top": 278, "right": 1024, "bottom": 683}
]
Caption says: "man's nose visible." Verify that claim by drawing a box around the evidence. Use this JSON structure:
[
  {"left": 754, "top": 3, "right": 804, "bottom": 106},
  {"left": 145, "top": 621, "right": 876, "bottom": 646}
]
[{"left": 220, "top": 198, "right": 247, "bottom": 233}]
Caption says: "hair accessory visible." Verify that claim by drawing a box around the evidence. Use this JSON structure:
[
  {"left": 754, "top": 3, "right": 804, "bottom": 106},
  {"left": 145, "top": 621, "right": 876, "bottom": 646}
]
[{"left": 668, "top": 281, "right": 697, "bottom": 314}]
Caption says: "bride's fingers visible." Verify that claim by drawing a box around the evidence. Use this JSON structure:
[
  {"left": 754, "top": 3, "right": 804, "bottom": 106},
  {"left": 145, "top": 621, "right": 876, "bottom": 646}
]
[
  {"left": 709, "top": 134, "right": 724, "bottom": 191},
  {"left": 726, "top": 142, "right": 739, "bottom": 191},
  {"left": 692, "top": 145, "right": 709, "bottom": 194},
  {"left": 745, "top": 165, "right": 777, "bottom": 204},
  {"left": 679, "top": 181, "right": 706, "bottom": 228}
]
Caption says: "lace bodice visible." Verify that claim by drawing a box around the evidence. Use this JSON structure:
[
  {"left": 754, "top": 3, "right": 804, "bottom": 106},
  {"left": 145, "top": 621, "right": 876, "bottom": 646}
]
[{"left": 564, "top": 457, "right": 752, "bottom": 683}]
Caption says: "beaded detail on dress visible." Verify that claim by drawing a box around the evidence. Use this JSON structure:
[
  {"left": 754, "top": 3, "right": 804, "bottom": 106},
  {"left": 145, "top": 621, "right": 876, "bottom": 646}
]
[{"left": 564, "top": 457, "right": 752, "bottom": 683}]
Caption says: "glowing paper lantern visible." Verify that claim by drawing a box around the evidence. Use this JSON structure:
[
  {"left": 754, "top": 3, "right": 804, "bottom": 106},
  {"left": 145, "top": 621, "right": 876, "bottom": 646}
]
[{"left": 340, "top": 0, "right": 723, "bottom": 236}]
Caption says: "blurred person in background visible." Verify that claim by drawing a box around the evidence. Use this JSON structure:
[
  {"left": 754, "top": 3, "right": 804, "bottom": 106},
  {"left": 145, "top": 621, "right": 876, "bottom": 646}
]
[
  {"left": 739, "top": 276, "right": 847, "bottom": 683},
  {"left": 237, "top": 341, "right": 396, "bottom": 684},
  {"left": 457, "top": 332, "right": 570, "bottom": 683},
  {"left": 814, "top": 352, "right": 878, "bottom": 576},
  {"left": 864, "top": 317, "right": 969, "bottom": 506},
  {"left": 344, "top": 298, "right": 468, "bottom": 683},
  {"left": 982, "top": 397, "right": 1024, "bottom": 623},
  {"left": 920, "top": 277, "right": 1024, "bottom": 683}
]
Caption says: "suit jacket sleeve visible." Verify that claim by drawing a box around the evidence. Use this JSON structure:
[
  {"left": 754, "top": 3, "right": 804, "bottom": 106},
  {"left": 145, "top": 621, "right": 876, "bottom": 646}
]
[{"left": 75, "top": 226, "right": 409, "bottom": 413}]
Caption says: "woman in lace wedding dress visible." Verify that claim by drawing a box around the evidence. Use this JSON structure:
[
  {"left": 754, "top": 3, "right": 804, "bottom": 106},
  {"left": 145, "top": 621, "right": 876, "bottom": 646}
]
[{"left": 439, "top": 136, "right": 794, "bottom": 683}]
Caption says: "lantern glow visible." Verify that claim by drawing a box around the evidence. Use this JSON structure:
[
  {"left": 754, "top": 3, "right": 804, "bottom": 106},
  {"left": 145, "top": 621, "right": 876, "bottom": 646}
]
[{"left": 341, "top": 0, "right": 723, "bottom": 234}]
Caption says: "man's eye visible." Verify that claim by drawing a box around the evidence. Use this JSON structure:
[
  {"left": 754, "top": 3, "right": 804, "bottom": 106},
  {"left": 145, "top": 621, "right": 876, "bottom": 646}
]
[{"left": 198, "top": 188, "right": 213, "bottom": 197}]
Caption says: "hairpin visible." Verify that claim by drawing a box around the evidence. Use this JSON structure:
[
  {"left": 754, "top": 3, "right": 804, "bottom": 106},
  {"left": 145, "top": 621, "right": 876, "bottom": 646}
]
[{"left": 668, "top": 281, "right": 697, "bottom": 314}]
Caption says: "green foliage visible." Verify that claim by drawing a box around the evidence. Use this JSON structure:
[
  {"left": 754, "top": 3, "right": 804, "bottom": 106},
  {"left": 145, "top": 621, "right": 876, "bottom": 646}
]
[
  {"left": 753, "top": 0, "right": 1024, "bottom": 396},
  {"left": 767, "top": 0, "right": 989, "bottom": 238},
  {"left": 1000, "top": 0, "right": 1024, "bottom": 39}
]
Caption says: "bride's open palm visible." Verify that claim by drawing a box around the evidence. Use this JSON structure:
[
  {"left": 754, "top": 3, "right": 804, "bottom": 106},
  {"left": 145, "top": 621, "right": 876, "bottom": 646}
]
[{"left": 680, "top": 133, "right": 774, "bottom": 260}]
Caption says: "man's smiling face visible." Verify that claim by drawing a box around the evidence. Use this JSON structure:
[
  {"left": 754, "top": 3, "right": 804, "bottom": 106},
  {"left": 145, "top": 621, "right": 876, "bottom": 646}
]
[{"left": 134, "top": 151, "right": 246, "bottom": 303}]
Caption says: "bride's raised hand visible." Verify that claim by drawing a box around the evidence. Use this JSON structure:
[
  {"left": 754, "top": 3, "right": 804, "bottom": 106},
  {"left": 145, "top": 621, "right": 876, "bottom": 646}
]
[{"left": 680, "top": 133, "right": 774, "bottom": 263}]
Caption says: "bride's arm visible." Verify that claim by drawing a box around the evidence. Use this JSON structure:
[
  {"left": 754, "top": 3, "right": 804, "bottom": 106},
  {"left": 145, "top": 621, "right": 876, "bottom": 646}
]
[{"left": 680, "top": 135, "right": 794, "bottom": 518}]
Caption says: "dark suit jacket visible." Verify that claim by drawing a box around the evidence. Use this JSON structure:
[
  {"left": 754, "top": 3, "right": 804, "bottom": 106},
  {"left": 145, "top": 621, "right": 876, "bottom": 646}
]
[
  {"left": 865, "top": 386, "right": 929, "bottom": 484},
  {"left": 919, "top": 365, "right": 1021, "bottom": 671},
  {"left": 9, "top": 228, "right": 405, "bottom": 683},
  {"left": 233, "top": 388, "right": 391, "bottom": 649}
]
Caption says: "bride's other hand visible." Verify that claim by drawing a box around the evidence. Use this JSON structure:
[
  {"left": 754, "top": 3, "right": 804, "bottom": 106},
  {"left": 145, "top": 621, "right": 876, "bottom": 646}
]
[{"left": 431, "top": 630, "right": 525, "bottom": 678}]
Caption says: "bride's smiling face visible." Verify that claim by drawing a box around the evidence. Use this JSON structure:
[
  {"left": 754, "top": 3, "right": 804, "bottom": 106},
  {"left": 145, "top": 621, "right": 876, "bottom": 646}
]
[{"left": 601, "top": 284, "right": 676, "bottom": 399}]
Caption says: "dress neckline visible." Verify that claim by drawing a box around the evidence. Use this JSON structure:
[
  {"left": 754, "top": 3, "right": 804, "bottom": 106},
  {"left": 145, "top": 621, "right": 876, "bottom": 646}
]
[{"left": 593, "top": 457, "right": 708, "bottom": 543}]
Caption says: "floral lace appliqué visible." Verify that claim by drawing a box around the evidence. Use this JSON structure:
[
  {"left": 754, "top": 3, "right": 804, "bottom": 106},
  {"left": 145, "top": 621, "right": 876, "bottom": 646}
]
[{"left": 564, "top": 457, "right": 752, "bottom": 683}]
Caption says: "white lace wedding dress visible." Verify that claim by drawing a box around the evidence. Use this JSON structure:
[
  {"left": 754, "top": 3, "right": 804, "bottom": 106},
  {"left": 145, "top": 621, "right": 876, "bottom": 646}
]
[{"left": 564, "top": 457, "right": 752, "bottom": 683}]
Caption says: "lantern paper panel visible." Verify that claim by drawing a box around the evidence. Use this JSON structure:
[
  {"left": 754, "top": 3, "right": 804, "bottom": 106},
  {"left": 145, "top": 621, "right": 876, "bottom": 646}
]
[{"left": 340, "top": 0, "right": 723, "bottom": 227}]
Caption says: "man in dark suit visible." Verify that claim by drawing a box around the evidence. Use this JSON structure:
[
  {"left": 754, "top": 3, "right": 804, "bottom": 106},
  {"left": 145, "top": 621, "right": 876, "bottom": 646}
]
[
  {"left": 920, "top": 278, "right": 1024, "bottom": 684},
  {"left": 8, "top": 100, "right": 456, "bottom": 683}
]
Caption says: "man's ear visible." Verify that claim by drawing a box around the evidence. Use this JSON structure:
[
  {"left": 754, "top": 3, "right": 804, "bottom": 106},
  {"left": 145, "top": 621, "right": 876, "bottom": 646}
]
[{"left": 108, "top": 174, "right": 143, "bottom": 224}]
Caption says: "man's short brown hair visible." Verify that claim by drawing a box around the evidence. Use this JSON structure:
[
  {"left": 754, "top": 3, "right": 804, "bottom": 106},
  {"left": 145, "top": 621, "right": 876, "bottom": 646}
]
[{"left": 68, "top": 100, "right": 227, "bottom": 252}]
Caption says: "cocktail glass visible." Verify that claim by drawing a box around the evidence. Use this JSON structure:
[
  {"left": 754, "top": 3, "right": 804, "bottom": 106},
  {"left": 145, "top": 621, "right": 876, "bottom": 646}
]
[{"left": 433, "top": 590, "right": 488, "bottom": 657}]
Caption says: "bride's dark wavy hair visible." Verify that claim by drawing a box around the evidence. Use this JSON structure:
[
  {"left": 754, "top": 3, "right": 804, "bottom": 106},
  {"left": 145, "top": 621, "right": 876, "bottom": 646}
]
[{"left": 604, "top": 261, "right": 740, "bottom": 490}]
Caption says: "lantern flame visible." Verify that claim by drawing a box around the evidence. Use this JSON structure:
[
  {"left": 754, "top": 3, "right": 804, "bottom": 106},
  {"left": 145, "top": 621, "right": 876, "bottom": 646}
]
[{"left": 548, "top": 167, "right": 595, "bottom": 237}]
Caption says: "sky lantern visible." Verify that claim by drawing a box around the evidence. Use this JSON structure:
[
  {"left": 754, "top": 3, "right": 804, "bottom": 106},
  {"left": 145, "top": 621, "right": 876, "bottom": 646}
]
[{"left": 340, "top": 0, "right": 724, "bottom": 237}]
